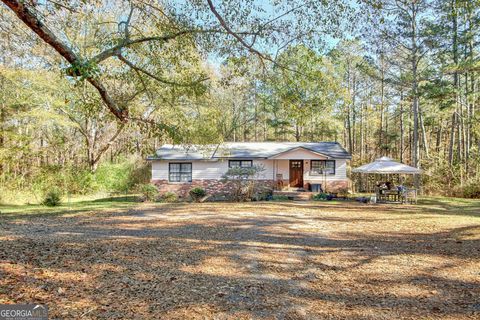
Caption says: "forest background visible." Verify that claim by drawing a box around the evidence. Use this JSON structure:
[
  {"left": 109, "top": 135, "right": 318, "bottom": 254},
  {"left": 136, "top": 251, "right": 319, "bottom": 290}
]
[{"left": 1, "top": 0, "right": 479, "bottom": 203}]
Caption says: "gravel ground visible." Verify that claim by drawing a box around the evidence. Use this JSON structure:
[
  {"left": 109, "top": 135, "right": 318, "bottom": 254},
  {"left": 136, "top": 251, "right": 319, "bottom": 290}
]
[{"left": 0, "top": 201, "right": 479, "bottom": 319}]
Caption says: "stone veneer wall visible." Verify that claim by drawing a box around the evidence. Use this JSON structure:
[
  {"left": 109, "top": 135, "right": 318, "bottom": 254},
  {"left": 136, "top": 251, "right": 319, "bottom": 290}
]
[
  {"left": 304, "top": 180, "right": 350, "bottom": 192},
  {"left": 152, "top": 179, "right": 276, "bottom": 199},
  {"left": 152, "top": 179, "right": 350, "bottom": 198}
]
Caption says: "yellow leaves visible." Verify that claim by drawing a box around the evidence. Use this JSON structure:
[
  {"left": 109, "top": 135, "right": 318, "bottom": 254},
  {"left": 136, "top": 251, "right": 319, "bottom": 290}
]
[{"left": 19, "top": 107, "right": 74, "bottom": 129}]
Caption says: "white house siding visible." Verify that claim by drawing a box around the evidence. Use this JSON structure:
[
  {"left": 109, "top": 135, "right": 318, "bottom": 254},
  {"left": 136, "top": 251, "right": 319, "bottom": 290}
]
[
  {"left": 151, "top": 161, "right": 168, "bottom": 180},
  {"left": 253, "top": 160, "right": 275, "bottom": 179},
  {"left": 152, "top": 159, "right": 275, "bottom": 180},
  {"left": 304, "top": 159, "right": 347, "bottom": 181},
  {"left": 152, "top": 160, "right": 228, "bottom": 180},
  {"left": 275, "top": 160, "right": 290, "bottom": 180},
  {"left": 152, "top": 158, "right": 347, "bottom": 182}
]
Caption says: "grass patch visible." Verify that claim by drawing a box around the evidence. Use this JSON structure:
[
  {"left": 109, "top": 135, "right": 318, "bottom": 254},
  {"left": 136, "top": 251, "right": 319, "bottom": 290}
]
[
  {"left": 417, "top": 196, "right": 480, "bottom": 216},
  {"left": 0, "top": 194, "right": 138, "bottom": 218}
]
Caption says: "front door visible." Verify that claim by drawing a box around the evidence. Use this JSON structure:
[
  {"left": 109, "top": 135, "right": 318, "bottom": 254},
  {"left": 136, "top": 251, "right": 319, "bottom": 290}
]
[{"left": 289, "top": 160, "right": 304, "bottom": 187}]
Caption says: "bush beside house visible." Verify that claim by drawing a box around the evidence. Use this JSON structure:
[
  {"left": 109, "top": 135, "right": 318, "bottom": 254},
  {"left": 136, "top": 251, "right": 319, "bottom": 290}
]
[
  {"left": 160, "top": 192, "right": 178, "bottom": 203},
  {"left": 221, "top": 165, "right": 266, "bottom": 202},
  {"left": 137, "top": 183, "right": 158, "bottom": 202},
  {"left": 189, "top": 187, "right": 207, "bottom": 202}
]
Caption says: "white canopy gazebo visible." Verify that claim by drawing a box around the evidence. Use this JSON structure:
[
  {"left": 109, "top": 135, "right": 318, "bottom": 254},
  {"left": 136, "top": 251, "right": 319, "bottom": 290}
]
[
  {"left": 352, "top": 156, "right": 422, "bottom": 203},
  {"left": 352, "top": 156, "right": 422, "bottom": 175}
]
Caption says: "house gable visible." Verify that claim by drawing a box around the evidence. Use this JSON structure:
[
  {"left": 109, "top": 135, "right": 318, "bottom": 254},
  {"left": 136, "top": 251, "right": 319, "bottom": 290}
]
[{"left": 268, "top": 147, "right": 330, "bottom": 160}]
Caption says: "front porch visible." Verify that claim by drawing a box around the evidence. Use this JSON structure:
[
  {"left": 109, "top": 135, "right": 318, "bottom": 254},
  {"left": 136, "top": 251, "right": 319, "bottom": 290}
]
[
  {"left": 272, "top": 159, "right": 348, "bottom": 192},
  {"left": 268, "top": 147, "right": 349, "bottom": 193}
]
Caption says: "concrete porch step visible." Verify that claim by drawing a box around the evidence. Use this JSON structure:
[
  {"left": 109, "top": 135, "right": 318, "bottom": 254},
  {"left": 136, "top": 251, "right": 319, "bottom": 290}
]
[{"left": 273, "top": 190, "right": 314, "bottom": 201}]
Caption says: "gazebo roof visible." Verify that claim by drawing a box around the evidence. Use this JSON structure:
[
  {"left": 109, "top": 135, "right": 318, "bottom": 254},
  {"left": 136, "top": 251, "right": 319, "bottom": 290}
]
[{"left": 352, "top": 156, "right": 422, "bottom": 174}]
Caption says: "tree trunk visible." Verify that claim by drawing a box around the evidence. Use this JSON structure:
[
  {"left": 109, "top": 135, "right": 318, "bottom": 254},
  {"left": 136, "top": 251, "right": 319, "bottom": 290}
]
[
  {"left": 346, "top": 64, "right": 353, "bottom": 153},
  {"left": 351, "top": 72, "right": 357, "bottom": 153},
  {"left": 399, "top": 95, "right": 404, "bottom": 163},
  {"left": 411, "top": 2, "right": 420, "bottom": 190},
  {"left": 465, "top": 4, "right": 475, "bottom": 176},
  {"left": 436, "top": 124, "right": 442, "bottom": 153},
  {"left": 449, "top": 0, "right": 459, "bottom": 167},
  {"left": 418, "top": 105, "right": 429, "bottom": 158},
  {"left": 448, "top": 112, "right": 456, "bottom": 165},
  {"left": 0, "top": 103, "right": 4, "bottom": 176},
  {"left": 379, "top": 52, "right": 385, "bottom": 153},
  {"left": 295, "top": 122, "right": 301, "bottom": 142},
  {"left": 360, "top": 103, "right": 365, "bottom": 161},
  {"left": 0, "top": 74, "right": 4, "bottom": 176}
]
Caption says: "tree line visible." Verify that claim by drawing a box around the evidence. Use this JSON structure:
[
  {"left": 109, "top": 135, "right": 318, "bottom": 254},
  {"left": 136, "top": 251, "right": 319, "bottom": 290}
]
[{"left": 0, "top": 0, "right": 479, "bottom": 200}]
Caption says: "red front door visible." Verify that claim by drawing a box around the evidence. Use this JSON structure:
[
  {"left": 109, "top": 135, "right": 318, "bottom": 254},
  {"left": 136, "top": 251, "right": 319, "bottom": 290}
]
[{"left": 289, "top": 160, "right": 304, "bottom": 187}]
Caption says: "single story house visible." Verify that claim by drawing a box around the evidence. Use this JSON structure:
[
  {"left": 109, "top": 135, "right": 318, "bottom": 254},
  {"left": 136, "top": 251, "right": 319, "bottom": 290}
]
[{"left": 148, "top": 142, "right": 351, "bottom": 197}]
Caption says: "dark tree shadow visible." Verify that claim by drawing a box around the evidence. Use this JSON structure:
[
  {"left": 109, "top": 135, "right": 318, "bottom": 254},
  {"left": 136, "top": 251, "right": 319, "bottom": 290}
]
[{"left": 0, "top": 201, "right": 479, "bottom": 319}]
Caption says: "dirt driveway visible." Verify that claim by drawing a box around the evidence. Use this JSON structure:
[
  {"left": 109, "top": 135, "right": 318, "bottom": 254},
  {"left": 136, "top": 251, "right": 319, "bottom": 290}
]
[{"left": 1, "top": 201, "right": 479, "bottom": 319}]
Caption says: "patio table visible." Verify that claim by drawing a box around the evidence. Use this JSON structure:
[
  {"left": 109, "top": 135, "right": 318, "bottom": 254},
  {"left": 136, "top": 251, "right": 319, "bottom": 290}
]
[{"left": 377, "top": 189, "right": 401, "bottom": 203}]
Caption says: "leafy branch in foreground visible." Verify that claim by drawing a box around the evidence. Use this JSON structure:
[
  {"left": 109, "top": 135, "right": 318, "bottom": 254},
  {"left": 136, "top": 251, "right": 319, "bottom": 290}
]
[{"left": 2, "top": 0, "right": 350, "bottom": 121}]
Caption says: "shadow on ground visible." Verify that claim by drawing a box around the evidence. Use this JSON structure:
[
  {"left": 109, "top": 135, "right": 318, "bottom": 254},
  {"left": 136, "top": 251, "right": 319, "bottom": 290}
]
[{"left": 0, "top": 201, "right": 479, "bottom": 319}]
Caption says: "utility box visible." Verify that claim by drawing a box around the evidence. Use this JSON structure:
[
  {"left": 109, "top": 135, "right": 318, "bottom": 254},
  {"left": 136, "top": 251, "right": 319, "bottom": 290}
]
[{"left": 311, "top": 184, "right": 323, "bottom": 193}]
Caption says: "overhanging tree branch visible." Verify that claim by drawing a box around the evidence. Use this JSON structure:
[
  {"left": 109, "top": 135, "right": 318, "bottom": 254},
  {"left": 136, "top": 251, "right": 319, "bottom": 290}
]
[
  {"left": 206, "top": 0, "right": 269, "bottom": 62},
  {"left": 91, "top": 30, "right": 217, "bottom": 64},
  {"left": 117, "top": 54, "right": 209, "bottom": 87},
  {"left": 206, "top": 0, "right": 316, "bottom": 78},
  {"left": 2, "top": 0, "right": 129, "bottom": 121}
]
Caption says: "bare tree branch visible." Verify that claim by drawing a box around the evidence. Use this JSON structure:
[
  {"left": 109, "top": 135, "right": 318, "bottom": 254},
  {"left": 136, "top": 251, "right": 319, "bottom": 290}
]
[
  {"left": 90, "top": 28, "right": 251, "bottom": 64},
  {"left": 46, "top": 0, "right": 79, "bottom": 13},
  {"left": 206, "top": 0, "right": 316, "bottom": 79},
  {"left": 92, "top": 123, "right": 125, "bottom": 165},
  {"left": 206, "top": 0, "right": 268, "bottom": 62},
  {"left": 117, "top": 54, "right": 209, "bottom": 87}
]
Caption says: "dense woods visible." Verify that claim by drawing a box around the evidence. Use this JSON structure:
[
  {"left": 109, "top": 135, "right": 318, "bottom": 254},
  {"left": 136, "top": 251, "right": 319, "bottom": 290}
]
[{"left": 0, "top": 0, "right": 479, "bottom": 202}]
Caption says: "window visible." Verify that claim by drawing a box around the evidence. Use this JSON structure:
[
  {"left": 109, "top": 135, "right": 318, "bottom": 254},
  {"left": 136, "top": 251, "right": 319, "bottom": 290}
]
[
  {"left": 229, "top": 160, "right": 253, "bottom": 168},
  {"left": 310, "top": 160, "right": 335, "bottom": 175},
  {"left": 291, "top": 161, "right": 302, "bottom": 168},
  {"left": 169, "top": 163, "right": 192, "bottom": 182}
]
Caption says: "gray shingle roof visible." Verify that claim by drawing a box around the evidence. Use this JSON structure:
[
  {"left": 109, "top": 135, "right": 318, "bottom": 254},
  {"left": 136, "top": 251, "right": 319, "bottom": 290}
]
[{"left": 147, "top": 142, "right": 351, "bottom": 160}]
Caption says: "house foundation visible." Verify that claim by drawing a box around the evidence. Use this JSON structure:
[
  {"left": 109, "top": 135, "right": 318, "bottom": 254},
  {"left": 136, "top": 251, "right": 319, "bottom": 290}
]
[{"left": 152, "top": 179, "right": 349, "bottom": 198}]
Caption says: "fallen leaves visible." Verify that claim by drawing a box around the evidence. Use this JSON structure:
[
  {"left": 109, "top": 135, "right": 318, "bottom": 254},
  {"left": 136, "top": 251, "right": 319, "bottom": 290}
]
[{"left": 0, "top": 201, "right": 479, "bottom": 319}]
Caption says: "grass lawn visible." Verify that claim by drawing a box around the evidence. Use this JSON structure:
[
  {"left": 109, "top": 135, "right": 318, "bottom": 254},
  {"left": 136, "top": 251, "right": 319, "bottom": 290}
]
[
  {"left": 0, "top": 195, "right": 138, "bottom": 218},
  {"left": 0, "top": 197, "right": 479, "bottom": 319}
]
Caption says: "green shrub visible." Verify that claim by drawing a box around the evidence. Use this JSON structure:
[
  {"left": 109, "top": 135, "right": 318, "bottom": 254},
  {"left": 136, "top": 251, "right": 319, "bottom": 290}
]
[
  {"left": 336, "top": 187, "right": 349, "bottom": 197},
  {"left": 128, "top": 162, "right": 152, "bottom": 187},
  {"left": 42, "top": 188, "right": 62, "bottom": 207},
  {"left": 252, "top": 190, "right": 273, "bottom": 201},
  {"left": 160, "top": 192, "right": 178, "bottom": 203},
  {"left": 94, "top": 161, "right": 134, "bottom": 193},
  {"left": 26, "top": 165, "right": 98, "bottom": 196},
  {"left": 137, "top": 184, "right": 158, "bottom": 202},
  {"left": 94, "top": 160, "right": 151, "bottom": 193},
  {"left": 271, "top": 195, "right": 289, "bottom": 201},
  {"left": 462, "top": 180, "right": 480, "bottom": 198},
  {"left": 189, "top": 187, "right": 207, "bottom": 202},
  {"left": 313, "top": 193, "right": 329, "bottom": 201}
]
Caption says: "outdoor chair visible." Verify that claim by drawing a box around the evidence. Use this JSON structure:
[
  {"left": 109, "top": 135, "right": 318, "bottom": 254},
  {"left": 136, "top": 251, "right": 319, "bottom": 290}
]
[{"left": 402, "top": 188, "right": 417, "bottom": 204}]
